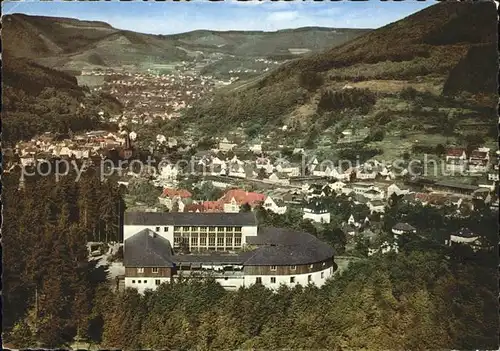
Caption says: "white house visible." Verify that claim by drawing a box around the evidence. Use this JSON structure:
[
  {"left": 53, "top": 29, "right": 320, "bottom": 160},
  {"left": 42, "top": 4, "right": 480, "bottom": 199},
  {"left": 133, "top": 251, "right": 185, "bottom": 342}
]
[
  {"left": 218, "top": 138, "right": 237, "bottom": 152},
  {"left": 328, "top": 181, "right": 347, "bottom": 194},
  {"left": 487, "top": 172, "right": 499, "bottom": 181},
  {"left": 351, "top": 183, "right": 378, "bottom": 194},
  {"left": 367, "top": 200, "right": 385, "bottom": 214},
  {"left": 468, "top": 149, "right": 490, "bottom": 174},
  {"left": 363, "top": 188, "right": 385, "bottom": 201},
  {"left": 379, "top": 167, "right": 390, "bottom": 177},
  {"left": 448, "top": 228, "right": 478, "bottom": 246},
  {"left": 123, "top": 212, "right": 258, "bottom": 248},
  {"left": 263, "top": 196, "right": 287, "bottom": 214},
  {"left": 445, "top": 148, "right": 468, "bottom": 174},
  {"left": 313, "top": 164, "right": 335, "bottom": 177},
  {"left": 386, "top": 183, "right": 411, "bottom": 198},
  {"left": 158, "top": 163, "right": 179, "bottom": 181},
  {"left": 158, "top": 188, "right": 192, "bottom": 210},
  {"left": 391, "top": 223, "right": 417, "bottom": 237},
  {"left": 369, "top": 240, "right": 398, "bottom": 256},
  {"left": 256, "top": 158, "right": 274, "bottom": 174},
  {"left": 321, "top": 167, "right": 347, "bottom": 181},
  {"left": 224, "top": 197, "right": 241, "bottom": 213},
  {"left": 303, "top": 202, "right": 330, "bottom": 224},
  {"left": 20, "top": 156, "right": 35, "bottom": 167},
  {"left": 347, "top": 214, "right": 361, "bottom": 227},
  {"left": 276, "top": 164, "right": 300, "bottom": 177},
  {"left": 308, "top": 157, "right": 319, "bottom": 173},
  {"left": 167, "top": 137, "right": 178, "bottom": 148},
  {"left": 123, "top": 223, "right": 335, "bottom": 294},
  {"left": 249, "top": 143, "right": 262, "bottom": 154},
  {"left": 229, "top": 155, "right": 244, "bottom": 166},
  {"left": 228, "top": 164, "right": 246, "bottom": 178}
]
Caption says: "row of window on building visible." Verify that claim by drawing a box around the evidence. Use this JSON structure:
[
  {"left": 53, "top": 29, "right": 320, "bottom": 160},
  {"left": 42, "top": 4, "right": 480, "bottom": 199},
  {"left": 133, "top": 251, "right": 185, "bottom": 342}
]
[
  {"left": 256, "top": 271, "right": 326, "bottom": 285},
  {"left": 132, "top": 273, "right": 329, "bottom": 286},
  {"left": 136, "top": 267, "right": 159, "bottom": 273},
  {"left": 156, "top": 226, "right": 243, "bottom": 232},
  {"left": 135, "top": 263, "right": 328, "bottom": 274},
  {"left": 173, "top": 232, "right": 243, "bottom": 247},
  {"left": 131, "top": 279, "right": 162, "bottom": 285}
]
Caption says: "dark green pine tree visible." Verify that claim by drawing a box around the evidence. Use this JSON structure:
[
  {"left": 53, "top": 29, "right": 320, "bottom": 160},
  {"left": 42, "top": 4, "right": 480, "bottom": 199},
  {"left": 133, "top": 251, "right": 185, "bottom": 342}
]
[{"left": 78, "top": 172, "right": 101, "bottom": 241}]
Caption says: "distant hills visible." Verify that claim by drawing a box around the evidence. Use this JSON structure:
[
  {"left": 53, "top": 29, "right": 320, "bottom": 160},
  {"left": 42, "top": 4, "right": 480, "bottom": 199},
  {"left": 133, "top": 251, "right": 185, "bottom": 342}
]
[
  {"left": 2, "top": 13, "right": 369, "bottom": 72},
  {"left": 2, "top": 14, "right": 190, "bottom": 71}
]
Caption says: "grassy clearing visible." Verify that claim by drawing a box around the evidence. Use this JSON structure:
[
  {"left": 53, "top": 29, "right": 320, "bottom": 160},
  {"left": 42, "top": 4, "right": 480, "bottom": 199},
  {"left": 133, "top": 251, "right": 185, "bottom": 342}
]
[
  {"left": 347, "top": 79, "right": 444, "bottom": 95},
  {"left": 76, "top": 75, "right": 105, "bottom": 87}
]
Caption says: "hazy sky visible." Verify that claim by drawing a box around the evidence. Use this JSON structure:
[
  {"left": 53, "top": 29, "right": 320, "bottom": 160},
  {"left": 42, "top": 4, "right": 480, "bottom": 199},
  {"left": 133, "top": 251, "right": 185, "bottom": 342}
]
[{"left": 2, "top": 0, "right": 436, "bottom": 35}]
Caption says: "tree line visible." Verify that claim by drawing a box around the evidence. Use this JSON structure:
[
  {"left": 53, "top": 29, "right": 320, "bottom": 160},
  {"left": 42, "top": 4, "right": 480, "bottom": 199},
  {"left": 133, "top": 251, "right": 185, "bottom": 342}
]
[
  {"left": 2, "top": 168, "right": 125, "bottom": 347},
  {"left": 32, "top": 246, "right": 498, "bottom": 350}
]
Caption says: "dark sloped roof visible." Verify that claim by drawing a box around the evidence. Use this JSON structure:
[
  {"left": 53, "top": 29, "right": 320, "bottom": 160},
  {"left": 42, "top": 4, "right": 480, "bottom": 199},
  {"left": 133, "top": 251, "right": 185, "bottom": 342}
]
[
  {"left": 124, "top": 229, "right": 174, "bottom": 267},
  {"left": 352, "top": 182, "right": 374, "bottom": 188},
  {"left": 304, "top": 201, "right": 328, "bottom": 212},
  {"left": 369, "top": 200, "right": 385, "bottom": 206},
  {"left": 454, "top": 228, "right": 477, "bottom": 238},
  {"left": 124, "top": 227, "right": 334, "bottom": 268},
  {"left": 124, "top": 212, "right": 257, "bottom": 226},
  {"left": 434, "top": 181, "right": 479, "bottom": 191},
  {"left": 354, "top": 194, "right": 369, "bottom": 204},
  {"left": 274, "top": 198, "right": 286, "bottom": 206},
  {"left": 392, "top": 222, "right": 417, "bottom": 232},
  {"left": 309, "top": 183, "right": 324, "bottom": 190},
  {"left": 244, "top": 227, "right": 334, "bottom": 265},
  {"left": 402, "top": 193, "right": 416, "bottom": 201}
]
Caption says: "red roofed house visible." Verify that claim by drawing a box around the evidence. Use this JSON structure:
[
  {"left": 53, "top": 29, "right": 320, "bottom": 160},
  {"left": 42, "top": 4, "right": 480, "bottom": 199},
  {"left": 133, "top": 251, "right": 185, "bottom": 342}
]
[
  {"left": 219, "top": 189, "right": 266, "bottom": 213},
  {"left": 183, "top": 203, "right": 206, "bottom": 213},
  {"left": 468, "top": 148, "right": 490, "bottom": 174},
  {"left": 202, "top": 201, "right": 223, "bottom": 213},
  {"left": 445, "top": 148, "right": 467, "bottom": 174},
  {"left": 158, "top": 188, "right": 192, "bottom": 210}
]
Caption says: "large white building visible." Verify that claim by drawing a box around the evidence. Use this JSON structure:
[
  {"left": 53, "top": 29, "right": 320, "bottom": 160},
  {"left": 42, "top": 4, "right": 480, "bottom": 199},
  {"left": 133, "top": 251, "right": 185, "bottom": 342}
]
[
  {"left": 124, "top": 212, "right": 258, "bottom": 251},
  {"left": 123, "top": 213, "right": 336, "bottom": 293}
]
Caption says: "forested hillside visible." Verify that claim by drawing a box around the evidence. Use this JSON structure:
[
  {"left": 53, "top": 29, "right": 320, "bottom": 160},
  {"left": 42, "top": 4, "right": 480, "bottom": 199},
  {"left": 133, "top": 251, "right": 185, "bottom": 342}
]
[
  {"left": 2, "top": 54, "right": 122, "bottom": 145},
  {"left": 185, "top": 1, "right": 497, "bottom": 137},
  {"left": 443, "top": 43, "right": 498, "bottom": 95},
  {"left": 2, "top": 168, "right": 125, "bottom": 347}
]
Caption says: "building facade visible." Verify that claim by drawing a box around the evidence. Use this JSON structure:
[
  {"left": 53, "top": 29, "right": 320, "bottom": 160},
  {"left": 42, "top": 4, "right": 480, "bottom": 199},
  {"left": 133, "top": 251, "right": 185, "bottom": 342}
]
[
  {"left": 123, "top": 214, "right": 336, "bottom": 292},
  {"left": 124, "top": 212, "right": 258, "bottom": 252}
]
